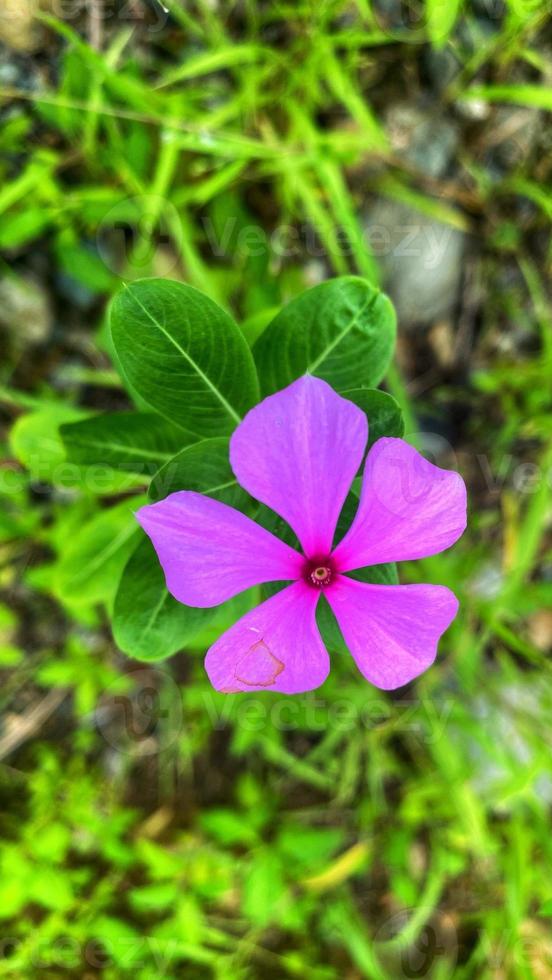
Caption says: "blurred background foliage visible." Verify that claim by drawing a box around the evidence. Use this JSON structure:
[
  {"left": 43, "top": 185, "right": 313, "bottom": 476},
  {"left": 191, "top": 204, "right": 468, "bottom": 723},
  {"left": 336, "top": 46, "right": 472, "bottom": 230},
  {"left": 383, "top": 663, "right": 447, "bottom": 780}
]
[{"left": 1, "top": 0, "right": 552, "bottom": 977}]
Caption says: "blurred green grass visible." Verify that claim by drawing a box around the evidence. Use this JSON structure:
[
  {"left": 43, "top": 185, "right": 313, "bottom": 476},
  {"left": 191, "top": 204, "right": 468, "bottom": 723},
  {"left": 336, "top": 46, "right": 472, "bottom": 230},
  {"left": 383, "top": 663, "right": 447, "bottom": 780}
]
[{"left": 1, "top": 1, "right": 552, "bottom": 977}]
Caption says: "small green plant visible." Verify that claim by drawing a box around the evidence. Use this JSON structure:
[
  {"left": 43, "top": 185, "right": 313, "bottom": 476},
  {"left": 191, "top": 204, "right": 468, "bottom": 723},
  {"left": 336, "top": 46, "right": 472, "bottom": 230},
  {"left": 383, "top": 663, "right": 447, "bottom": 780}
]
[{"left": 57, "top": 275, "right": 402, "bottom": 667}]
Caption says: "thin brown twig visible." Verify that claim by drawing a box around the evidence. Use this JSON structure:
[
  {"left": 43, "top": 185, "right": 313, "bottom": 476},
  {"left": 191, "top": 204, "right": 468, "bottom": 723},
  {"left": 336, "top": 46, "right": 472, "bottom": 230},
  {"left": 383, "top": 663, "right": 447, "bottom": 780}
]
[
  {"left": 88, "top": 0, "right": 103, "bottom": 51},
  {"left": 0, "top": 688, "right": 68, "bottom": 760}
]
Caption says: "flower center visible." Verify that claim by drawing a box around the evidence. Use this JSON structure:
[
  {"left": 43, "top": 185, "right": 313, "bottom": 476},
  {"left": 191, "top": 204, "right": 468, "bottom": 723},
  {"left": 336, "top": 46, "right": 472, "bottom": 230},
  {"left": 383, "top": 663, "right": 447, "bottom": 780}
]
[{"left": 304, "top": 558, "right": 334, "bottom": 588}]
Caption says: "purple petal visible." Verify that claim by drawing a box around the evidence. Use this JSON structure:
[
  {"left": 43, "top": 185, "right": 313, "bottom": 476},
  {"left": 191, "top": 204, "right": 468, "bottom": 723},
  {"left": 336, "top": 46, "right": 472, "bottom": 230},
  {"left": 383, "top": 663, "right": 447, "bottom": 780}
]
[
  {"left": 333, "top": 438, "right": 467, "bottom": 571},
  {"left": 136, "top": 492, "right": 303, "bottom": 608},
  {"left": 205, "top": 581, "right": 329, "bottom": 693},
  {"left": 230, "top": 376, "right": 367, "bottom": 558},
  {"left": 326, "top": 576, "right": 459, "bottom": 690}
]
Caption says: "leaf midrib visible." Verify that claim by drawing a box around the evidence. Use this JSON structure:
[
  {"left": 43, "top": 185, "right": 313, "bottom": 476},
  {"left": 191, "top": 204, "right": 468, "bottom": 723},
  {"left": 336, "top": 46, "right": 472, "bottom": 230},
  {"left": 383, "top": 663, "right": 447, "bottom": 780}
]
[
  {"left": 65, "top": 434, "right": 175, "bottom": 463},
  {"left": 150, "top": 477, "right": 238, "bottom": 501},
  {"left": 64, "top": 521, "right": 137, "bottom": 587},
  {"left": 127, "top": 287, "right": 242, "bottom": 426},
  {"left": 306, "top": 289, "right": 378, "bottom": 375},
  {"left": 142, "top": 588, "right": 171, "bottom": 640}
]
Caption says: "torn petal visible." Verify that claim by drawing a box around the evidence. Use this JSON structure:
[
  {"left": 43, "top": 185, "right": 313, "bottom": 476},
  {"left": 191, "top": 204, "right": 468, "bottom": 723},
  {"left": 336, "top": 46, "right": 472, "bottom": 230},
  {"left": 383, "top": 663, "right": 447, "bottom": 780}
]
[{"left": 205, "top": 581, "right": 329, "bottom": 694}]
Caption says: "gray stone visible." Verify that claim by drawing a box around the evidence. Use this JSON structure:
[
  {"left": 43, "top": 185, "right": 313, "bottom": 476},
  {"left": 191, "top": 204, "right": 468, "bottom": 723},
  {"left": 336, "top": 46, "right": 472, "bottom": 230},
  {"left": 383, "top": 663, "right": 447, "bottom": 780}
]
[
  {"left": 0, "top": 274, "right": 51, "bottom": 345},
  {"left": 385, "top": 103, "right": 459, "bottom": 178},
  {"left": 425, "top": 47, "right": 462, "bottom": 93},
  {"left": 0, "top": 58, "right": 20, "bottom": 86},
  {"left": 364, "top": 199, "right": 466, "bottom": 327}
]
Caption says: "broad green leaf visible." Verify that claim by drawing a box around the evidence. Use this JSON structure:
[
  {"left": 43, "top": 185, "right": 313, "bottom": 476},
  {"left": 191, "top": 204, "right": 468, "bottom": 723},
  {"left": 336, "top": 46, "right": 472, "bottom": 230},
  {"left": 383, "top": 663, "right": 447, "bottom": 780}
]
[
  {"left": 54, "top": 498, "right": 143, "bottom": 607},
  {"left": 253, "top": 276, "right": 396, "bottom": 395},
  {"left": 343, "top": 388, "right": 404, "bottom": 448},
  {"left": 113, "top": 536, "right": 212, "bottom": 662},
  {"left": 110, "top": 279, "right": 260, "bottom": 435},
  {"left": 149, "top": 437, "right": 246, "bottom": 508},
  {"left": 61, "top": 412, "right": 195, "bottom": 477},
  {"left": 9, "top": 404, "right": 139, "bottom": 494},
  {"left": 187, "top": 588, "right": 261, "bottom": 651}
]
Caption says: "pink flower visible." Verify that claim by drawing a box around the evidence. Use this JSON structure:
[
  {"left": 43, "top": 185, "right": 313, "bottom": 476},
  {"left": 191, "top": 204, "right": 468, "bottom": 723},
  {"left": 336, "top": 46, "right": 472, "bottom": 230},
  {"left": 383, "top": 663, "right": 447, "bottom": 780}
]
[{"left": 136, "top": 377, "right": 466, "bottom": 693}]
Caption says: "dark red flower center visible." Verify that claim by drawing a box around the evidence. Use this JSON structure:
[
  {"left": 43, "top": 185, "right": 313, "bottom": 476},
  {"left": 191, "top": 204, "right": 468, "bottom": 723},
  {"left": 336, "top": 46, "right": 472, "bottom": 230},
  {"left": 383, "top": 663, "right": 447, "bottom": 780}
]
[{"left": 303, "top": 557, "right": 335, "bottom": 588}]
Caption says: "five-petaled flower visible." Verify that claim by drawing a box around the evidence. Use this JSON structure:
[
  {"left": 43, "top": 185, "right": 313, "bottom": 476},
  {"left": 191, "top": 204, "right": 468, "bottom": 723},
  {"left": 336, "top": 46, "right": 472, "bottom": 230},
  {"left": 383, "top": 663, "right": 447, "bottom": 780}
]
[{"left": 136, "top": 376, "right": 467, "bottom": 693}]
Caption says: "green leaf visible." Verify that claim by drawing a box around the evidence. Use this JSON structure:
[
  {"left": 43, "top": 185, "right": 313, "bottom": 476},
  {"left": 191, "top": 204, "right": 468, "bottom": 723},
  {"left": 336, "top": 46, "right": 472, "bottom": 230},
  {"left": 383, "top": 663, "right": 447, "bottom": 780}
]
[
  {"left": 61, "top": 411, "right": 195, "bottom": 476},
  {"left": 200, "top": 808, "right": 258, "bottom": 846},
  {"left": 426, "top": 0, "right": 463, "bottom": 48},
  {"left": 239, "top": 306, "right": 279, "bottom": 347},
  {"left": 129, "top": 882, "right": 179, "bottom": 913},
  {"left": 90, "top": 918, "right": 143, "bottom": 968},
  {"left": 277, "top": 823, "right": 345, "bottom": 873},
  {"left": 187, "top": 588, "right": 261, "bottom": 652},
  {"left": 10, "top": 403, "right": 87, "bottom": 483},
  {"left": 343, "top": 387, "right": 404, "bottom": 448},
  {"left": 242, "top": 848, "right": 286, "bottom": 927},
  {"left": 253, "top": 277, "right": 396, "bottom": 395},
  {"left": 113, "top": 536, "right": 212, "bottom": 661},
  {"left": 461, "top": 85, "right": 552, "bottom": 112},
  {"left": 55, "top": 498, "right": 142, "bottom": 607},
  {"left": 0, "top": 208, "right": 51, "bottom": 249},
  {"left": 0, "top": 644, "right": 23, "bottom": 667},
  {"left": 29, "top": 823, "right": 71, "bottom": 864},
  {"left": 28, "top": 868, "right": 74, "bottom": 911},
  {"left": 149, "top": 437, "right": 246, "bottom": 507},
  {"left": 9, "top": 404, "right": 140, "bottom": 494},
  {"left": 110, "top": 278, "right": 260, "bottom": 435},
  {"left": 55, "top": 233, "right": 118, "bottom": 292}
]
